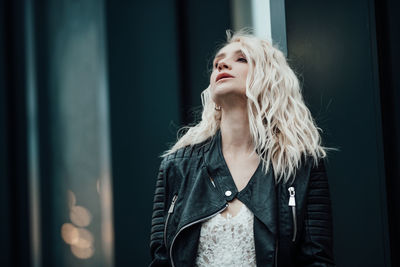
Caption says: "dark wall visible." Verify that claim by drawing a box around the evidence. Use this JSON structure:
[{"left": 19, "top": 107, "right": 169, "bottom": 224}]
[
  {"left": 375, "top": 0, "right": 400, "bottom": 265},
  {"left": 105, "top": 0, "right": 231, "bottom": 265},
  {"left": 106, "top": 1, "right": 180, "bottom": 266},
  {"left": 177, "top": 0, "right": 231, "bottom": 124},
  {"left": 285, "top": 0, "right": 392, "bottom": 266},
  {"left": 0, "top": 0, "right": 11, "bottom": 266},
  {"left": 0, "top": 1, "right": 30, "bottom": 266}
]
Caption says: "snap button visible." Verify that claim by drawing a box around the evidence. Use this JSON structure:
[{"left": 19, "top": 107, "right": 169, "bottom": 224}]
[{"left": 225, "top": 190, "right": 232, "bottom": 197}]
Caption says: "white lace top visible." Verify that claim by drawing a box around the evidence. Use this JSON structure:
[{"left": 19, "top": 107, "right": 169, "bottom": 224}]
[{"left": 195, "top": 204, "right": 257, "bottom": 267}]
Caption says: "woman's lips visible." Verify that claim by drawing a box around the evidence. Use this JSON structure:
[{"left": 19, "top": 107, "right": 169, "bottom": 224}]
[
  {"left": 216, "top": 77, "right": 233, "bottom": 83},
  {"left": 216, "top": 73, "right": 234, "bottom": 82}
]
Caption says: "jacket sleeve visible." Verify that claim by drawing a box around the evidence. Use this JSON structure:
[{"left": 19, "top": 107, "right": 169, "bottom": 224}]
[
  {"left": 149, "top": 159, "right": 171, "bottom": 267},
  {"left": 298, "top": 157, "right": 336, "bottom": 266}
]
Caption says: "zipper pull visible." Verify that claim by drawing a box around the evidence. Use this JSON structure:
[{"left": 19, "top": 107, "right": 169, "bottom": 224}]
[
  {"left": 168, "top": 195, "right": 178, "bottom": 214},
  {"left": 288, "top": 187, "right": 296, "bottom": 207},
  {"left": 209, "top": 176, "right": 216, "bottom": 187}
]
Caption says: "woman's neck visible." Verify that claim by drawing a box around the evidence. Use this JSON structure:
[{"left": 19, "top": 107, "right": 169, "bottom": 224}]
[{"left": 219, "top": 105, "right": 255, "bottom": 157}]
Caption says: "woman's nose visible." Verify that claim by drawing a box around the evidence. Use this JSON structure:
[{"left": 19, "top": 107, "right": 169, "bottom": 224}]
[{"left": 217, "top": 60, "right": 231, "bottom": 71}]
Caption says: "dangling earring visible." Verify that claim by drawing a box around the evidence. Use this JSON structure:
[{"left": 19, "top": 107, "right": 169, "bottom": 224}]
[{"left": 214, "top": 104, "right": 221, "bottom": 111}]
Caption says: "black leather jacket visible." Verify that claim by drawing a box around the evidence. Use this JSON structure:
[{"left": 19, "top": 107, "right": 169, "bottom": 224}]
[{"left": 149, "top": 130, "right": 335, "bottom": 266}]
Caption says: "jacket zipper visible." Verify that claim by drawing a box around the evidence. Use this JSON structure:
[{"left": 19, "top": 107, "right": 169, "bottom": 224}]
[
  {"left": 169, "top": 202, "right": 229, "bottom": 267},
  {"left": 164, "top": 194, "right": 178, "bottom": 246},
  {"left": 275, "top": 239, "right": 279, "bottom": 267},
  {"left": 288, "top": 187, "right": 297, "bottom": 242}
]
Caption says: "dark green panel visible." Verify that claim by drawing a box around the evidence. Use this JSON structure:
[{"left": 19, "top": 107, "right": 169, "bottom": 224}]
[
  {"left": 106, "top": 1, "right": 180, "bottom": 266},
  {"left": 285, "top": 0, "right": 390, "bottom": 266}
]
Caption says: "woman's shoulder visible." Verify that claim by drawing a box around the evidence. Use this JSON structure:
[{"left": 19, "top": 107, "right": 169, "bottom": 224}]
[
  {"left": 162, "top": 138, "right": 213, "bottom": 164},
  {"left": 290, "top": 154, "right": 327, "bottom": 183}
]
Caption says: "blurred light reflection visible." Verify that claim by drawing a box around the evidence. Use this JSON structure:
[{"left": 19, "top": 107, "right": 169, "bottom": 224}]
[
  {"left": 70, "top": 205, "right": 92, "bottom": 227},
  {"left": 61, "top": 189, "right": 95, "bottom": 259},
  {"left": 71, "top": 244, "right": 95, "bottom": 259},
  {"left": 61, "top": 223, "right": 79, "bottom": 245},
  {"left": 74, "top": 228, "right": 94, "bottom": 249}
]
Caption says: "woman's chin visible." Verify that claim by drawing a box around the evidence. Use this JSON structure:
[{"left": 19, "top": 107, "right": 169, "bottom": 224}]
[
  {"left": 212, "top": 89, "right": 247, "bottom": 104},
  {"left": 212, "top": 85, "right": 245, "bottom": 95}
]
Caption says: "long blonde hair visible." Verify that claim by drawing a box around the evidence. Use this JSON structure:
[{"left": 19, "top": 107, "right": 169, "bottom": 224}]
[{"left": 163, "top": 29, "right": 328, "bottom": 183}]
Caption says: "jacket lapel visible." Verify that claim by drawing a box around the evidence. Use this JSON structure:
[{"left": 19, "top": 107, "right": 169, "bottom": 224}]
[{"left": 203, "top": 129, "right": 278, "bottom": 235}]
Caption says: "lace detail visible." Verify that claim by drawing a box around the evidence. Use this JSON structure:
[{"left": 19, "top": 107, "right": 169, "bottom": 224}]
[{"left": 195, "top": 204, "right": 257, "bottom": 267}]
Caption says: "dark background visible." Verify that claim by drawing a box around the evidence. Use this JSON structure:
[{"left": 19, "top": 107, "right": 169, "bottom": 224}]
[{"left": 1, "top": 0, "right": 399, "bottom": 266}]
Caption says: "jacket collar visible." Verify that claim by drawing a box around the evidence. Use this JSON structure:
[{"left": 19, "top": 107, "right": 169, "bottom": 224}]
[{"left": 202, "top": 129, "right": 277, "bottom": 235}]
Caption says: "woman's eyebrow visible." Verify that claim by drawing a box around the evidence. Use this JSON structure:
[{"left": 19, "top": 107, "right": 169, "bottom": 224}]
[{"left": 213, "top": 49, "right": 244, "bottom": 61}]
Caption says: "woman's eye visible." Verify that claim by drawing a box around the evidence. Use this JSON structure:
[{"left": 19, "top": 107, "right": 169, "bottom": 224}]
[{"left": 214, "top": 62, "right": 218, "bottom": 68}]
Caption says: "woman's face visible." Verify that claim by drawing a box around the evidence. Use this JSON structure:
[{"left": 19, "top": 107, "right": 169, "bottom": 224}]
[{"left": 210, "top": 42, "right": 249, "bottom": 105}]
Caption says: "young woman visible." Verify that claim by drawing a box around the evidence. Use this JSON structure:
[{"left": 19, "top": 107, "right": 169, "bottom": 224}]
[{"left": 149, "top": 29, "right": 335, "bottom": 267}]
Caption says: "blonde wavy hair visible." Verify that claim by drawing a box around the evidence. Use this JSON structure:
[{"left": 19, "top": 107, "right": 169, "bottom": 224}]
[{"left": 163, "top": 29, "right": 329, "bottom": 183}]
